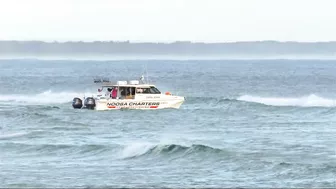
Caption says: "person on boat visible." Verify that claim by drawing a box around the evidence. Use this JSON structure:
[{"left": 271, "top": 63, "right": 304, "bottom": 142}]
[
  {"left": 111, "top": 87, "right": 118, "bottom": 99},
  {"left": 120, "top": 88, "right": 125, "bottom": 96},
  {"left": 97, "top": 88, "right": 102, "bottom": 97},
  {"left": 106, "top": 88, "right": 112, "bottom": 97}
]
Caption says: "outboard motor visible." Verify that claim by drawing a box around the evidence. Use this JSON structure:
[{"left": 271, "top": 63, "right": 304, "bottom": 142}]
[
  {"left": 84, "top": 97, "right": 96, "bottom": 110},
  {"left": 72, "top": 97, "right": 83, "bottom": 109}
]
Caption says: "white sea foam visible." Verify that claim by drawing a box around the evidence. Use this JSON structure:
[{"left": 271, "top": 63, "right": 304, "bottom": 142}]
[
  {"left": 120, "top": 142, "right": 155, "bottom": 159},
  {"left": 0, "top": 131, "right": 30, "bottom": 140},
  {"left": 0, "top": 90, "right": 94, "bottom": 104},
  {"left": 237, "top": 94, "right": 336, "bottom": 107}
]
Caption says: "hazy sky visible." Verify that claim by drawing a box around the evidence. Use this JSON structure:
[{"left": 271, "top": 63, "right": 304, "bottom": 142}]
[{"left": 1, "top": 0, "right": 336, "bottom": 42}]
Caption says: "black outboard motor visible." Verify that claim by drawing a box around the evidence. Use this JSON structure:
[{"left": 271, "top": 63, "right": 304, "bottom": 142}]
[
  {"left": 72, "top": 97, "right": 83, "bottom": 109},
  {"left": 84, "top": 97, "right": 96, "bottom": 110}
]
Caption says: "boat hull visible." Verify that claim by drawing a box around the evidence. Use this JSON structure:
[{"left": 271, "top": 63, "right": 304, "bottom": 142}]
[{"left": 94, "top": 97, "right": 184, "bottom": 110}]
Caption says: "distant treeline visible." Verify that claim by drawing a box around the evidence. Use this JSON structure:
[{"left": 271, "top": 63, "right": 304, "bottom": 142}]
[{"left": 1, "top": 40, "right": 336, "bottom": 55}]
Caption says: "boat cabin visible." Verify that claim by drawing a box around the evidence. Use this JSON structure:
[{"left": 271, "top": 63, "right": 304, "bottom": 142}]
[{"left": 98, "top": 80, "right": 161, "bottom": 99}]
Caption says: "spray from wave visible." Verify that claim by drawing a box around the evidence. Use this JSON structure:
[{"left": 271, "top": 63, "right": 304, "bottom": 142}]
[
  {"left": 0, "top": 90, "right": 94, "bottom": 104},
  {"left": 237, "top": 94, "right": 336, "bottom": 107}
]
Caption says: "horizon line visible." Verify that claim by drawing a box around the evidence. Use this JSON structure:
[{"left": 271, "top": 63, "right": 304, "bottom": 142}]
[{"left": 2, "top": 40, "right": 336, "bottom": 44}]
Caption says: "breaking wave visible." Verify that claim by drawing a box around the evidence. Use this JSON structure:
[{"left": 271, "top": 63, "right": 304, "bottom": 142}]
[
  {"left": 0, "top": 90, "right": 93, "bottom": 104},
  {"left": 120, "top": 142, "right": 224, "bottom": 159},
  {"left": 2, "top": 142, "right": 225, "bottom": 159},
  {"left": 237, "top": 94, "right": 336, "bottom": 107},
  {"left": 3, "top": 90, "right": 334, "bottom": 108}
]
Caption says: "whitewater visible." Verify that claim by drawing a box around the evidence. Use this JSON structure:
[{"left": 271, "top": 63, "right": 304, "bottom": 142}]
[
  {"left": 0, "top": 90, "right": 94, "bottom": 104},
  {"left": 1, "top": 90, "right": 336, "bottom": 108},
  {"left": 237, "top": 94, "right": 336, "bottom": 107},
  {"left": 1, "top": 59, "right": 336, "bottom": 188}
]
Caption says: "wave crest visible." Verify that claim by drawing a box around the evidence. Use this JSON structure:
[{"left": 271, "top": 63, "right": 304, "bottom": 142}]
[
  {"left": 120, "top": 143, "right": 223, "bottom": 159},
  {"left": 237, "top": 94, "right": 336, "bottom": 107}
]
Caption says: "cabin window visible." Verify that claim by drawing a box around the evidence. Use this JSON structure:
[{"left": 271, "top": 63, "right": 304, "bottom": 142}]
[
  {"left": 150, "top": 87, "right": 161, "bottom": 94},
  {"left": 119, "top": 87, "right": 127, "bottom": 96},
  {"left": 136, "top": 87, "right": 161, "bottom": 94},
  {"left": 136, "top": 88, "right": 150, "bottom": 94},
  {"left": 118, "top": 87, "right": 135, "bottom": 99}
]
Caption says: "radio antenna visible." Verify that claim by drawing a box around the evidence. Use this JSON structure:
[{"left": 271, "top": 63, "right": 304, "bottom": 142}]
[{"left": 145, "top": 63, "right": 149, "bottom": 84}]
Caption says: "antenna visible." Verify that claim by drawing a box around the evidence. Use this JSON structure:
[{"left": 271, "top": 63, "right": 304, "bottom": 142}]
[
  {"left": 125, "top": 64, "right": 131, "bottom": 82},
  {"left": 140, "top": 64, "right": 149, "bottom": 84},
  {"left": 145, "top": 63, "right": 149, "bottom": 84},
  {"left": 139, "top": 75, "right": 145, "bottom": 84}
]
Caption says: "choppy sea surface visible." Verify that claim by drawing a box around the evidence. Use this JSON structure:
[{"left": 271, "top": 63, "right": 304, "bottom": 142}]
[{"left": 1, "top": 59, "right": 336, "bottom": 187}]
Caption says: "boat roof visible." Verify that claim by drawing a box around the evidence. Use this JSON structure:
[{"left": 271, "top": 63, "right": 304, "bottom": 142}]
[
  {"left": 100, "top": 82, "right": 155, "bottom": 88},
  {"left": 94, "top": 78, "right": 157, "bottom": 88}
]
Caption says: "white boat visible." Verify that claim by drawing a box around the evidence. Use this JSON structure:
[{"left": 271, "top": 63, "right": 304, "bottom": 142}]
[{"left": 72, "top": 77, "right": 185, "bottom": 110}]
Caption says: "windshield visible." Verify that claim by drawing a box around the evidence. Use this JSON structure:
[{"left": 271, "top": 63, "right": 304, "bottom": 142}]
[{"left": 150, "top": 87, "right": 161, "bottom": 94}]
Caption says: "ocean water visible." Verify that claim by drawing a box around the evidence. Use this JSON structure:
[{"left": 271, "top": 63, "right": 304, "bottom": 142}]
[{"left": 1, "top": 59, "right": 336, "bottom": 187}]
